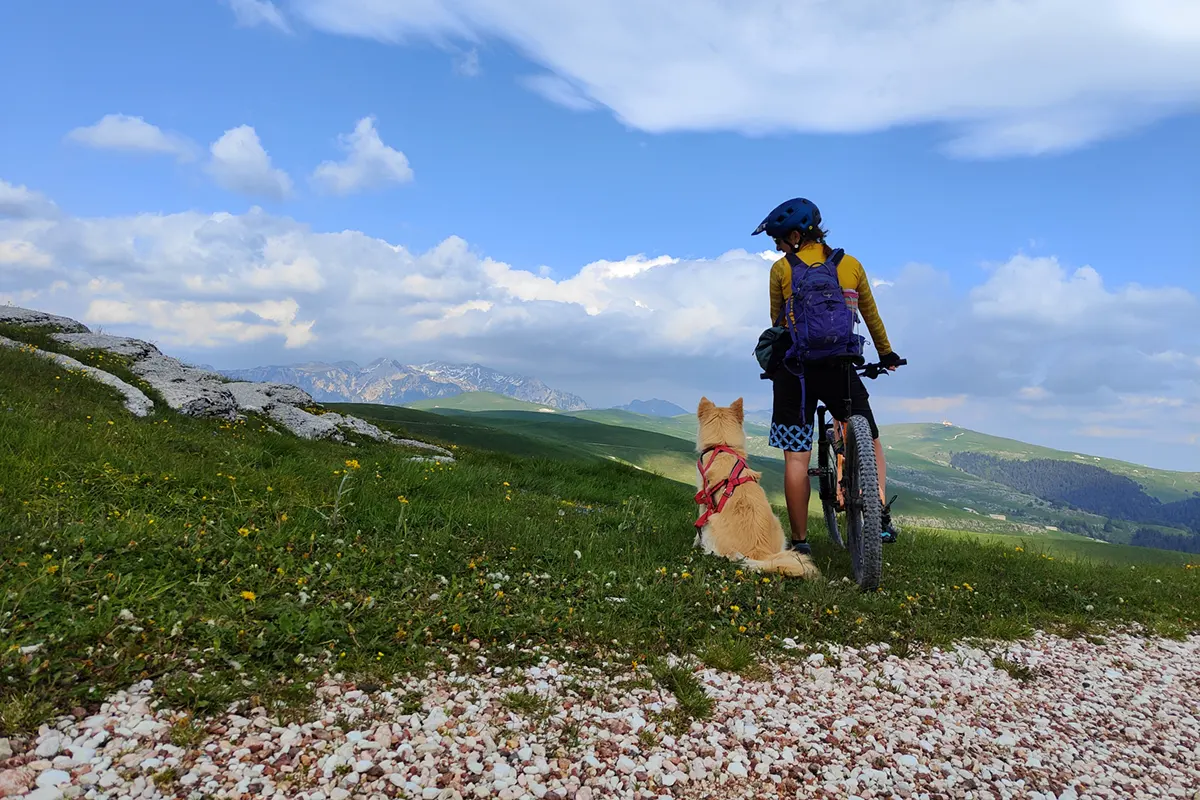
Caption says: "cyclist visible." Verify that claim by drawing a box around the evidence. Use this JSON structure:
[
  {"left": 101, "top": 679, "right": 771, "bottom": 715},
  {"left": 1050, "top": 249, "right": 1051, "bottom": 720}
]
[{"left": 752, "top": 197, "right": 903, "bottom": 554}]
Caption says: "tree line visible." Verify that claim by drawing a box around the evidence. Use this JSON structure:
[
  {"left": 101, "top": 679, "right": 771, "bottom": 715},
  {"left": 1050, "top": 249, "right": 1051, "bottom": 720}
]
[{"left": 949, "top": 453, "right": 1200, "bottom": 536}]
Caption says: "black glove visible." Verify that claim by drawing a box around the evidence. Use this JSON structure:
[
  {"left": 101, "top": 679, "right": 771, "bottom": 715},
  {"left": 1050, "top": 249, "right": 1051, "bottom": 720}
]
[{"left": 880, "top": 351, "right": 904, "bottom": 370}]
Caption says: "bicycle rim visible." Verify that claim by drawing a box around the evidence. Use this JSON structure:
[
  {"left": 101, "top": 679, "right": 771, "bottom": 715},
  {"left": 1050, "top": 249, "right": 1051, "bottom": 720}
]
[
  {"left": 846, "top": 415, "right": 883, "bottom": 591},
  {"left": 818, "top": 433, "right": 843, "bottom": 549}
]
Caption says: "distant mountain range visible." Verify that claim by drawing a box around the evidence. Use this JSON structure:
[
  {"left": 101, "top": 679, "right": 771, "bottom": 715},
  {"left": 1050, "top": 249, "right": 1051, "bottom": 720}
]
[
  {"left": 219, "top": 359, "right": 589, "bottom": 411},
  {"left": 614, "top": 399, "right": 689, "bottom": 417}
]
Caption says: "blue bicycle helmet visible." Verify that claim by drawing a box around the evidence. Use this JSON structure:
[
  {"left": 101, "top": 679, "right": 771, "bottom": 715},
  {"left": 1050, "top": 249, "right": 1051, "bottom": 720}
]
[{"left": 752, "top": 197, "right": 822, "bottom": 238}]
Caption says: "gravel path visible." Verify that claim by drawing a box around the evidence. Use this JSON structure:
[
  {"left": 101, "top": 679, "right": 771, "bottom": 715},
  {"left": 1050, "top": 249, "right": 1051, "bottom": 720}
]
[{"left": 3, "top": 631, "right": 1197, "bottom": 800}]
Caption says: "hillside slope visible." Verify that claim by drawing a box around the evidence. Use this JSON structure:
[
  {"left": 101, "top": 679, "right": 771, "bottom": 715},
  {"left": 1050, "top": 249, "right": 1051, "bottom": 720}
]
[
  {"left": 550, "top": 410, "right": 1200, "bottom": 544},
  {"left": 368, "top": 405, "right": 1105, "bottom": 538},
  {"left": 884, "top": 423, "right": 1200, "bottom": 503},
  {"left": 3, "top": 321, "right": 1197, "bottom": 739},
  {"left": 405, "top": 391, "right": 562, "bottom": 413}
]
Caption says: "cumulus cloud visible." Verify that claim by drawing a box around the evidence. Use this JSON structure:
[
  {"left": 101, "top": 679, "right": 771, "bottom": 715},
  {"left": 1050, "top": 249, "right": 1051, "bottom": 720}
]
[
  {"left": 224, "top": 0, "right": 291, "bottom": 32},
  {"left": 287, "top": 0, "right": 1200, "bottom": 157},
  {"left": 207, "top": 126, "right": 293, "bottom": 201},
  {"left": 0, "top": 239, "right": 53, "bottom": 268},
  {"left": 3, "top": 178, "right": 1198, "bottom": 466},
  {"left": 310, "top": 117, "right": 413, "bottom": 195},
  {"left": 0, "top": 179, "right": 59, "bottom": 219},
  {"left": 65, "top": 114, "right": 198, "bottom": 161}
]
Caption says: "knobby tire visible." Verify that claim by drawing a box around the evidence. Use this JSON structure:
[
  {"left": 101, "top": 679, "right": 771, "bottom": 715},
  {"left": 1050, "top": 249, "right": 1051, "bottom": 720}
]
[{"left": 845, "top": 414, "right": 883, "bottom": 591}]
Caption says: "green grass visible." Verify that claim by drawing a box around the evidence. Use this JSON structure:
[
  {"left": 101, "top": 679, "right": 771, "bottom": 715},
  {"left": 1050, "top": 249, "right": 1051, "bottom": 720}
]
[
  {"left": 571, "top": 409, "right": 772, "bottom": 441},
  {"left": 328, "top": 403, "right": 582, "bottom": 460},
  {"left": 883, "top": 422, "right": 1200, "bottom": 503},
  {"left": 345, "top": 403, "right": 792, "bottom": 506},
  {"left": 2, "top": 332, "right": 1199, "bottom": 737},
  {"left": 924, "top": 528, "right": 1196, "bottom": 567},
  {"left": 404, "top": 391, "right": 560, "bottom": 413}
]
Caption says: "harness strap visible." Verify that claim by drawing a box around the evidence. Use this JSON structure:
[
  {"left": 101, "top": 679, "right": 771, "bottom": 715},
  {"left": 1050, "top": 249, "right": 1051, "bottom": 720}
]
[{"left": 694, "top": 445, "right": 757, "bottom": 529}]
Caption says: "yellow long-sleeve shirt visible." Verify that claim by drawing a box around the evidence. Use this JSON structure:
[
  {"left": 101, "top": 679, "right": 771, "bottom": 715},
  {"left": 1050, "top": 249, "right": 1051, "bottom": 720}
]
[{"left": 768, "top": 242, "right": 892, "bottom": 357}]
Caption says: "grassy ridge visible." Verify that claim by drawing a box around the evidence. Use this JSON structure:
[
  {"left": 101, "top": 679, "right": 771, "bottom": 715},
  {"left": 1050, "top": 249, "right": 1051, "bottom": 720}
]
[
  {"left": 342, "top": 403, "right": 792, "bottom": 506},
  {"left": 2, "top": 336, "right": 1198, "bottom": 736},
  {"left": 401, "top": 393, "right": 1197, "bottom": 541},
  {"left": 884, "top": 422, "right": 1200, "bottom": 503},
  {"left": 405, "top": 391, "right": 560, "bottom": 413}
]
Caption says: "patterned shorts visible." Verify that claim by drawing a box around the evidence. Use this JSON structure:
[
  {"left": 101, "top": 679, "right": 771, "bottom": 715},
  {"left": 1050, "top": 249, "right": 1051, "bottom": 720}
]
[{"left": 768, "top": 422, "right": 814, "bottom": 452}]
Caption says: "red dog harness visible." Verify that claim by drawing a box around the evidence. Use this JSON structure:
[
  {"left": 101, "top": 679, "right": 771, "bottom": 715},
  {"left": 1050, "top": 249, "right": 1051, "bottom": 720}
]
[{"left": 694, "top": 445, "right": 757, "bottom": 530}]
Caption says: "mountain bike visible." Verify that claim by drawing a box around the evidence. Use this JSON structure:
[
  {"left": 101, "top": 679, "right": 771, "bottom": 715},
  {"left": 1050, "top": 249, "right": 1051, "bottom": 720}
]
[{"left": 809, "top": 357, "right": 906, "bottom": 591}]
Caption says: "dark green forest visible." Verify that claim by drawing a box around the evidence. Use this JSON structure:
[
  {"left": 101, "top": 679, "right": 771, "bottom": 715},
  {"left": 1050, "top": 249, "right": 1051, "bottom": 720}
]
[{"left": 950, "top": 453, "right": 1200, "bottom": 550}]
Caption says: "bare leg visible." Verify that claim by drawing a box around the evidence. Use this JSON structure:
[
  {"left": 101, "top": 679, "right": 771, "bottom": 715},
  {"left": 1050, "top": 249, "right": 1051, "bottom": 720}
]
[{"left": 783, "top": 450, "right": 813, "bottom": 543}]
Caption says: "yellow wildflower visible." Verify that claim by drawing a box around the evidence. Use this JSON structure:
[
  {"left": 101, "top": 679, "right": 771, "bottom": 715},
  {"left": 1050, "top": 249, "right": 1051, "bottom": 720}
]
[{"left": 241, "top": 591, "right": 256, "bottom": 601}]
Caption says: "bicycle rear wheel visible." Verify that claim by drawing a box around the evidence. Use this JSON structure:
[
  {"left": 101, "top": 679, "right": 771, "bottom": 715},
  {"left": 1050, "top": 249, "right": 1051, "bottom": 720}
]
[
  {"left": 817, "top": 426, "right": 844, "bottom": 549},
  {"left": 844, "top": 414, "right": 883, "bottom": 591}
]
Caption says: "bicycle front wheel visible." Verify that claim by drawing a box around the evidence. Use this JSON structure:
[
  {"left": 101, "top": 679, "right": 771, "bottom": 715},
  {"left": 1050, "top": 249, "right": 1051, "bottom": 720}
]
[{"left": 844, "top": 414, "right": 883, "bottom": 591}]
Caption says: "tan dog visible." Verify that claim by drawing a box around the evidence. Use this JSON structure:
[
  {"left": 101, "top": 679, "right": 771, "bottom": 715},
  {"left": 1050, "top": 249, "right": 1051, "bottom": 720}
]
[{"left": 693, "top": 397, "right": 820, "bottom": 579}]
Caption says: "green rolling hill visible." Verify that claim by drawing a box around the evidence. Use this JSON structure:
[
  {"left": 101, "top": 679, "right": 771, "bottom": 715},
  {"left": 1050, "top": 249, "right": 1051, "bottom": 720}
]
[
  {"left": 380, "top": 392, "right": 1200, "bottom": 551},
  {"left": 882, "top": 422, "right": 1200, "bottom": 503},
  {"left": 331, "top": 399, "right": 1193, "bottom": 565},
  {"left": 339, "top": 403, "right": 792, "bottom": 505},
  {"left": 405, "top": 391, "right": 562, "bottom": 413}
]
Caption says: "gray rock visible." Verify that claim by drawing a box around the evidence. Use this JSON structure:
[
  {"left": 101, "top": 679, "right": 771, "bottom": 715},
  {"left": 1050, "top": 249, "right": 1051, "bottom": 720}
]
[
  {"left": 226, "top": 381, "right": 315, "bottom": 410},
  {"left": 0, "top": 306, "right": 89, "bottom": 333},
  {"left": 53, "top": 332, "right": 238, "bottom": 420},
  {"left": 0, "top": 336, "right": 154, "bottom": 417},
  {"left": 5, "top": 305, "right": 453, "bottom": 460}
]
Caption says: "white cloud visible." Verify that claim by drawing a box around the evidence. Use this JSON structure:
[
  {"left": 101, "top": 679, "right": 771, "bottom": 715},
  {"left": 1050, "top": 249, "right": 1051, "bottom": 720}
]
[
  {"left": 3, "top": 178, "right": 1198, "bottom": 467},
  {"left": 0, "top": 239, "right": 53, "bottom": 268},
  {"left": 224, "top": 0, "right": 291, "bottom": 32},
  {"left": 520, "top": 74, "right": 597, "bottom": 112},
  {"left": 893, "top": 396, "right": 968, "bottom": 415},
  {"left": 207, "top": 126, "right": 293, "bottom": 201},
  {"left": 454, "top": 48, "right": 481, "bottom": 77},
  {"left": 0, "top": 179, "right": 58, "bottom": 219},
  {"left": 287, "top": 0, "right": 1200, "bottom": 157},
  {"left": 65, "top": 114, "right": 197, "bottom": 161},
  {"left": 311, "top": 117, "right": 413, "bottom": 195}
]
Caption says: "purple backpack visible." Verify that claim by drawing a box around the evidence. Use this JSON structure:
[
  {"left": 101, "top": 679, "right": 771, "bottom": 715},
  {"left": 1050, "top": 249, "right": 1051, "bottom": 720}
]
[{"left": 779, "top": 249, "right": 864, "bottom": 371}]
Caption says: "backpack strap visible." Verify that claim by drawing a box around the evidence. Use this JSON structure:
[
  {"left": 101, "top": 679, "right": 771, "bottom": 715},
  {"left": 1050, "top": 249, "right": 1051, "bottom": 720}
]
[
  {"left": 787, "top": 248, "right": 845, "bottom": 292},
  {"left": 814, "top": 248, "right": 845, "bottom": 280}
]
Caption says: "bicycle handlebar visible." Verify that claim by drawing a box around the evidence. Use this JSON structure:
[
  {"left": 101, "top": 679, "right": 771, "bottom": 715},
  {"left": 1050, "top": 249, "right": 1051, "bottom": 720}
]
[
  {"left": 759, "top": 357, "right": 906, "bottom": 381},
  {"left": 857, "top": 358, "right": 907, "bottom": 380}
]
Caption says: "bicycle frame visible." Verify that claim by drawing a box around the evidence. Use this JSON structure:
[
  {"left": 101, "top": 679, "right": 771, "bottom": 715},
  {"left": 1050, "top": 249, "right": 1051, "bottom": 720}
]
[
  {"left": 809, "top": 356, "right": 906, "bottom": 558},
  {"left": 810, "top": 357, "right": 891, "bottom": 508}
]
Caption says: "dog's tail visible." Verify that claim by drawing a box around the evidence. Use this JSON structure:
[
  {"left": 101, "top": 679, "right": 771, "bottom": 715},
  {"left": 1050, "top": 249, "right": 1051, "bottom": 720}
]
[{"left": 740, "top": 550, "right": 821, "bottom": 580}]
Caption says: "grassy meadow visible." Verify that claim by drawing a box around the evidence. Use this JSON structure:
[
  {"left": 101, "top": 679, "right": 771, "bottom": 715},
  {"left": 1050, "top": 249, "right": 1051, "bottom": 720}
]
[{"left": 2, "top": 330, "right": 1198, "bottom": 736}]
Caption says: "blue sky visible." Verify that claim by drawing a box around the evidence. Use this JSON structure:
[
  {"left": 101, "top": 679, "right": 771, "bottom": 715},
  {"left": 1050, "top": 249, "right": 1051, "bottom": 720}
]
[{"left": 2, "top": 0, "right": 1199, "bottom": 468}]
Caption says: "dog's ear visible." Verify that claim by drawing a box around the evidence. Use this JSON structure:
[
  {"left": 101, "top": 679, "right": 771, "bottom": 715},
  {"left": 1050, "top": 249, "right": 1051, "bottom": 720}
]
[
  {"left": 697, "top": 396, "right": 715, "bottom": 416},
  {"left": 731, "top": 397, "right": 744, "bottom": 422}
]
